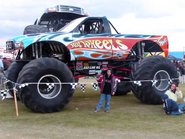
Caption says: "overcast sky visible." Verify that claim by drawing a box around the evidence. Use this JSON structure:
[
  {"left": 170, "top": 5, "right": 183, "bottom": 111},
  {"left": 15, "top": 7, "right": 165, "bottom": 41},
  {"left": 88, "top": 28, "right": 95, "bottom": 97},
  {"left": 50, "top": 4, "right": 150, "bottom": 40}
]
[{"left": 0, "top": 0, "right": 185, "bottom": 52}]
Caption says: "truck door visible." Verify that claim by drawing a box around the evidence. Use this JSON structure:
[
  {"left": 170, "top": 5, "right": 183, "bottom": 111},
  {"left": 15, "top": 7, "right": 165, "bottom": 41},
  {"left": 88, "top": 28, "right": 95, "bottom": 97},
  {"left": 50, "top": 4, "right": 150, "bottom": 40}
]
[
  {"left": 111, "top": 38, "right": 130, "bottom": 60},
  {"left": 69, "top": 18, "right": 113, "bottom": 60}
]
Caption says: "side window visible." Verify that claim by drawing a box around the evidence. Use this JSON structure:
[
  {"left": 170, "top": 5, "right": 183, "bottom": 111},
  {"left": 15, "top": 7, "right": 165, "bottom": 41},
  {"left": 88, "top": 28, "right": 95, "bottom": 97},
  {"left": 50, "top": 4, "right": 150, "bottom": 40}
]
[
  {"left": 77, "top": 19, "right": 104, "bottom": 34},
  {"left": 109, "top": 22, "right": 117, "bottom": 34}
]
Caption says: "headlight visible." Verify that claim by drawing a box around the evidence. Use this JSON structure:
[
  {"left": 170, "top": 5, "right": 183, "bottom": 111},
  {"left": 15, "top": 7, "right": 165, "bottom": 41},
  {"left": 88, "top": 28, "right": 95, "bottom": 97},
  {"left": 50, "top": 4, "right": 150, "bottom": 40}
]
[{"left": 15, "top": 41, "right": 24, "bottom": 49}]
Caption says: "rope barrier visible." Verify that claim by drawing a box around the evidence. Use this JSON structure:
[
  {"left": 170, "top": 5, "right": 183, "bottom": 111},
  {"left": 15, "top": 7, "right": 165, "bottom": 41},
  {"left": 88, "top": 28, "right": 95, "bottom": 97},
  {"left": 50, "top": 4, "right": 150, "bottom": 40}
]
[{"left": 0, "top": 74, "right": 179, "bottom": 100}]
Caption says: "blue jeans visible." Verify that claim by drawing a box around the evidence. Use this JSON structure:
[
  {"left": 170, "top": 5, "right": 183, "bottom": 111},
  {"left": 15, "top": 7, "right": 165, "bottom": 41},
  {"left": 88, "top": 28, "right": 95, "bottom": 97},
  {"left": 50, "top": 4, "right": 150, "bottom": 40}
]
[
  {"left": 170, "top": 111, "right": 180, "bottom": 115},
  {"left": 164, "top": 103, "right": 185, "bottom": 115},
  {"left": 96, "top": 93, "right": 111, "bottom": 111},
  {"left": 178, "top": 103, "right": 185, "bottom": 111}
]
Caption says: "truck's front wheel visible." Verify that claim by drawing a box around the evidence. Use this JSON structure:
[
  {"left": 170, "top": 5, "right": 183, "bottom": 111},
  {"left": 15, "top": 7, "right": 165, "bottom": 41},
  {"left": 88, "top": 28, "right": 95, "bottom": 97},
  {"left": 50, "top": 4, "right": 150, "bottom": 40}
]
[{"left": 17, "top": 58, "right": 74, "bottom": 113}]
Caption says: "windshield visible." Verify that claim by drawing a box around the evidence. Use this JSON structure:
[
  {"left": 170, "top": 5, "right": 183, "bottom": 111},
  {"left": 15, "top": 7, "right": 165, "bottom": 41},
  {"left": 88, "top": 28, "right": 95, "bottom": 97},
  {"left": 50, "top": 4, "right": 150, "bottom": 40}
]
[{"left": 58, "top": 17, "right": 87, "bottom": 33}]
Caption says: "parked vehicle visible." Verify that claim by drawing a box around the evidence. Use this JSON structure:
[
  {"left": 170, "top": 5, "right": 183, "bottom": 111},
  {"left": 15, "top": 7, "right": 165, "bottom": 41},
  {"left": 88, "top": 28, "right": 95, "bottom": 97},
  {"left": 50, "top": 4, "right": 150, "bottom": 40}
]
[{"left": 5, "top": 16, "right": 178, "bottom": 113}]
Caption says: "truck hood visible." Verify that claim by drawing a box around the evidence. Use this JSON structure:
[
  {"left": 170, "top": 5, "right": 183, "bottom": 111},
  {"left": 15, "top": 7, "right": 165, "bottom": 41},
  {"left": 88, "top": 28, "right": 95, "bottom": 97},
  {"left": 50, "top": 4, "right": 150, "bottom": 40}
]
[{"left": 11, "top": 32, "right": 71, "bottom": 49}]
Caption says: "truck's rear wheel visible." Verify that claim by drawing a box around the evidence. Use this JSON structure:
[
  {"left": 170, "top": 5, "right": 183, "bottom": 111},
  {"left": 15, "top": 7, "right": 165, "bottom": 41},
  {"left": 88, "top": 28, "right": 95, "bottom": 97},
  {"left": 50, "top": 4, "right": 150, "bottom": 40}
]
[
  {"left": 5, "top": 62, "right": 25, "bottom": 97},
  {"left": 131, "top": 56, "right": 179, "bottom": 104},
  {"left": 115, "top": 82, "right": 130, "bottom": 95},
  {"left": 17, "top": 58, "right": 74, "bottom": 113},
  {"left": 74, "top": 78, "right": 79, "bottom": 83}
]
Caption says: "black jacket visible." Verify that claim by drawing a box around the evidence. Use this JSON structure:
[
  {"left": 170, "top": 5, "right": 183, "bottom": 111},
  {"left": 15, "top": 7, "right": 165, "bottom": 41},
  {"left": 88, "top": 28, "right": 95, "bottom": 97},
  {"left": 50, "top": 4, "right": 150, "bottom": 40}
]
[
  {"left": 180, "top": 66, "right": 185, "bottom": 76},
  {"left": 96, "top": 74, "right": 117, "bottom": 94}
]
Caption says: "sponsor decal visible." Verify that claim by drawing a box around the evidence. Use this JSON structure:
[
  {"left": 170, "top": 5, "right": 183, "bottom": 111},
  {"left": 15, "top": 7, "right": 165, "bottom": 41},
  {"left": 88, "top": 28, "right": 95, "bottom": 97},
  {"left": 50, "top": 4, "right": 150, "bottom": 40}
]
[
  {"left": 83, "top": 63, "right": 88, "bottom": 66},
  {"left": 98, "top": 62, "right": 102, "bottom": 66},
  {"left": 89, "top": 70, "right": 102, "bottom": 74},
  {"left": 102, "top": 65, "right": 108, "bottom": 68},
  {"left": 102, "top": 61, "right": 108, "bottom": 65},
  {"left": 116, "top": 51, "right": 125, "bottom": 59},
  {"left": 96, "top": 70, "right": 102, "bottom": 73},
  {"left": 157, "top": 38, "right": 167, "bottom": 46},
  {"left": 69, "top": 39, "right": 128, "bottom": 50},
  {"left": 84, "top": 66, "right": 101, "bottom": 70},
  {"left": 89, "top": 70, "right": 96, "bottom": 74},
  {"left": 76, "top": 61, "right": 83, "bottom": 70}
]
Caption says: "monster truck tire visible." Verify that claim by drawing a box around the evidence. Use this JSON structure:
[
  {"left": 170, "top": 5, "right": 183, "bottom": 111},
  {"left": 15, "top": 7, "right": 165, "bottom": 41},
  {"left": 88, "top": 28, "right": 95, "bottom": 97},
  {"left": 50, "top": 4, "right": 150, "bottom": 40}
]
[
  {"left": 5, "top": 62, "right": 25, "bottom": 97},
  {"left": 115, "top": 82, "right": 130, "bottom": 95},
  {"left": 131, "top": 55, "right": 179, "bottom": 104},
  {"left": 23, "top": 25, "right": 49, "bottom": 35},
  {"left": 16, "top": 58, "right": 74, "bottom": 113}
]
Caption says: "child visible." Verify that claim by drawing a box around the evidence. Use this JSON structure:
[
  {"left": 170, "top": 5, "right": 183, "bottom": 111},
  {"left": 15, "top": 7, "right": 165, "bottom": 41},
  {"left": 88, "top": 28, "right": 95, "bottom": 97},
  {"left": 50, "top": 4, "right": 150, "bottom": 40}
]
[{"left": 94, "top": 69, "right": 117, "bottom": 113}]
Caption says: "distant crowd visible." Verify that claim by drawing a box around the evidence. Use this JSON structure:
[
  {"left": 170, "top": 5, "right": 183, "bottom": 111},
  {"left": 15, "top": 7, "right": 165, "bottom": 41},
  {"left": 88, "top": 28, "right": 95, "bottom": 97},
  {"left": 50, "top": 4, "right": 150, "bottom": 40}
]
[{"left": 173, "top": 59, "right": 185, "bottom": 84}]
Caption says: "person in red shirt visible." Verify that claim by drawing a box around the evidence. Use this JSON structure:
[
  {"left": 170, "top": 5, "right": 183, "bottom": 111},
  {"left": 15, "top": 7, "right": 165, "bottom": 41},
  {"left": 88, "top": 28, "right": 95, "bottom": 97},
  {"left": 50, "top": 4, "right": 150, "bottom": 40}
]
[{"left": 94, "top": 69, "right": 117, "bottom": 113}]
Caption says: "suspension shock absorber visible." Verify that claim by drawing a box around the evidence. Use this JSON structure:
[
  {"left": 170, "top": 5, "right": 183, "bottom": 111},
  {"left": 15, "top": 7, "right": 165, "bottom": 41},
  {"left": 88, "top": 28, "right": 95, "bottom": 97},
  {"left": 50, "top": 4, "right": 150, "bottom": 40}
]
[
  {"left": 40, "top": 42, "right": 42, "bottom": 58},
  {"left": 137, "top": 41, "right": 145, "bottom": 60},
  {"left": 35, "top": 43, "right": 38, "bottom": 59},
  {"left": 32, "top": 44, "right": 35, "bottom": 58}
]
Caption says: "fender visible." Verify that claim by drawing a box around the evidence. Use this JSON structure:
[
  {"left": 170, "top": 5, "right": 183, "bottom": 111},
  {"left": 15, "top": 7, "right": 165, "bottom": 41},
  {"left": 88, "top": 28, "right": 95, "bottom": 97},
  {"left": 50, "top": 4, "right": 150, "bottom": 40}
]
[{"left": 23, "top": 41, "right": 71, "bottom": 61}]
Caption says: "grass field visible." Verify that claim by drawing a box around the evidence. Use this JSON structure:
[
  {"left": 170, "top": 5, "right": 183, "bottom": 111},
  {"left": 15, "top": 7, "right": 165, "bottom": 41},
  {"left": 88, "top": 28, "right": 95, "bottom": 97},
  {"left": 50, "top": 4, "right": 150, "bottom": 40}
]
[{"left": 0, "top": 78, "right": 185, "bottom": 139}]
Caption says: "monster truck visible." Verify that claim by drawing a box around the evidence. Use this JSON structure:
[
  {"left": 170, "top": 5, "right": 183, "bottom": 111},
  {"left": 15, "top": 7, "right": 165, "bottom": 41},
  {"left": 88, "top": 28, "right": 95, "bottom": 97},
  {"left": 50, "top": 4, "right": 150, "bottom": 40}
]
[
  {"left": 23, "top": 5, "right": 87, "bottom": 34},
  {"left": 5, "top": 16, "right": 178, "bottom": 113}
]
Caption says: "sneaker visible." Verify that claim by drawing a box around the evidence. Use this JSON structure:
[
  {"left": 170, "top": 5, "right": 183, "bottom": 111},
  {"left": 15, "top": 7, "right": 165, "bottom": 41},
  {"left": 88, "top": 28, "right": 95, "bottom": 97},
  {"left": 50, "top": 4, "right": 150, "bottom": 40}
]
[
  {"left": 104, "top": 110, "right": 109, "bottom": 113},
  {"left": 94, "top": 109, "right": 99, "bottom": 113},
  {"left": 179, "top": 109, "right": 184, "bottom": 114}
]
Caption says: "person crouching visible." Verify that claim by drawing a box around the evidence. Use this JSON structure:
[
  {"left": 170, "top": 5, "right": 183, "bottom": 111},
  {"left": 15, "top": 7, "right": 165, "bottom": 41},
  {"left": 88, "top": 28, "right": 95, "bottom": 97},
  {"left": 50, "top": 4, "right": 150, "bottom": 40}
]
[
  {"left": 161, "top": 94, "right": 182, "bottom": 115},
  {"left": 94, "top": 69, "right": 117, "bottom": 113}
]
